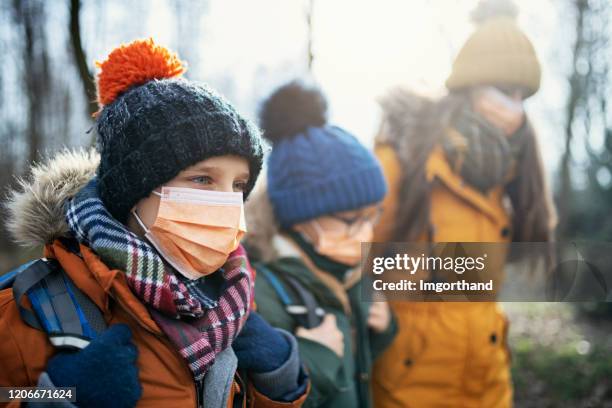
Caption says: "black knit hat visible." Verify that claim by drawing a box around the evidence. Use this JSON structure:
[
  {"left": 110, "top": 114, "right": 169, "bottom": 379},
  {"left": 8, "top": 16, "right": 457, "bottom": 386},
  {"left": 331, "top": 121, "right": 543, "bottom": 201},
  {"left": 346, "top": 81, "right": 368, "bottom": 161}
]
[{"left": 94, "top": 39, "right": 264, "bottom": 223}]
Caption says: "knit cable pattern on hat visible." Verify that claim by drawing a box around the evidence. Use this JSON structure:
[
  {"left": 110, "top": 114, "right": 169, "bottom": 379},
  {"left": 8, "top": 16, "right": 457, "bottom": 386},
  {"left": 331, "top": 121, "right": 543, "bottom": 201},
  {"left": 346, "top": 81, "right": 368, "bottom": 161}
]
[{"left": 267, "top": 125, "right": 387, "bottom": 227}]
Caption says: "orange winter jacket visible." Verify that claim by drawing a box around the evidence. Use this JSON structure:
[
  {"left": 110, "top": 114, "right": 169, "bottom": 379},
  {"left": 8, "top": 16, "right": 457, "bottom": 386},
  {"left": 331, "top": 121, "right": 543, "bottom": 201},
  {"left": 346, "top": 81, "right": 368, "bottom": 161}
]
[
  {"left": 0, "top": 240, "right": 308, "bottom": 408},
  {"left": 371, "top": 144, "right": 512, "bottom": 408}
]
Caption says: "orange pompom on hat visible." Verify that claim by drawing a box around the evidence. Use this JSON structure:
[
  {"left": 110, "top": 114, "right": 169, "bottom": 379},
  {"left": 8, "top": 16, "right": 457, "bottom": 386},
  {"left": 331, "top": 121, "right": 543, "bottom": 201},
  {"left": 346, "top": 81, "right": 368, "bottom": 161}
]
[
  {"left": 96, "top": 37, "right": 186, "bottom": 108},
  {"left": 94, "top": 38, "right": 264, "bottom": 223}
]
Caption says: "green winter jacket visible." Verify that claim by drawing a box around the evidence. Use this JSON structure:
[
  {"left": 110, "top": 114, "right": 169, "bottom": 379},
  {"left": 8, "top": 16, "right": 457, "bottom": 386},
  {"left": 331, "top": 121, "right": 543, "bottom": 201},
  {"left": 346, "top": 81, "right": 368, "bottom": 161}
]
[{"left": 254, "top": 255, "right": 397, "bottom": 408}]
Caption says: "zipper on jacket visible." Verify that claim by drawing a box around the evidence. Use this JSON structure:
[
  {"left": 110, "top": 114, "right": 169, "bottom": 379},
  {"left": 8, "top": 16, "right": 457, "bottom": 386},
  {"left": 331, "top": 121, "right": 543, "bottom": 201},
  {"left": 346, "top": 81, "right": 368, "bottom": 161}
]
[
  {"left": 195, "top": 379, "right": 204, "bottom": 408},
  {"left": 234, "top": 370, "right": 248, "bottom": 408}
]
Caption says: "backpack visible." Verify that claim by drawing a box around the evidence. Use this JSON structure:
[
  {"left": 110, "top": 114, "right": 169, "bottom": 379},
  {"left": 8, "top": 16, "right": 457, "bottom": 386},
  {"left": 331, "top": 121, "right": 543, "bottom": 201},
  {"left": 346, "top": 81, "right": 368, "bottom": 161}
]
[
  {"left": 254, "top": 263, "right": 325, "bottom": 329},
  {"left": 0, "top": 256, "right": 107, "bottom": 350}
]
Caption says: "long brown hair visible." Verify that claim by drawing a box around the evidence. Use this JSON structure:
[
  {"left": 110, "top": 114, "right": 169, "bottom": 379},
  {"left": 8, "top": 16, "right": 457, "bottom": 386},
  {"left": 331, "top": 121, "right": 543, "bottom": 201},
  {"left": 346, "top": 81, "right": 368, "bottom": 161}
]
[{"left": 379, "top": 91, "right": 556, "bottom": 243}]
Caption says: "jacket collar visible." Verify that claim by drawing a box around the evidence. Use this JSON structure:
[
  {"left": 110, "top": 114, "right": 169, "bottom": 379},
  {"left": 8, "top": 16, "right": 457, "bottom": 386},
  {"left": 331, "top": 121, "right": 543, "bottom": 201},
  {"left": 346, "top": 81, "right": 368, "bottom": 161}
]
[
  {"left": 426, "top": 146, "right": 507, "bottom": 224},
  {"left": 46, "top": 239, "right": 163, "bottom": 335}
]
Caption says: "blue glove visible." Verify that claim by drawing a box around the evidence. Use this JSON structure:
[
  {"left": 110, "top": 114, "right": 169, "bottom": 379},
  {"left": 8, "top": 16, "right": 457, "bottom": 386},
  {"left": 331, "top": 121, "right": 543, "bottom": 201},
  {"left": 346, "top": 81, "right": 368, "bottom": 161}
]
[
  {"left": 232, "top": 312, "right": 290, "bottom": 373},
  {"left": 46, "top": 324, "right": 142, "bottom": 408}
]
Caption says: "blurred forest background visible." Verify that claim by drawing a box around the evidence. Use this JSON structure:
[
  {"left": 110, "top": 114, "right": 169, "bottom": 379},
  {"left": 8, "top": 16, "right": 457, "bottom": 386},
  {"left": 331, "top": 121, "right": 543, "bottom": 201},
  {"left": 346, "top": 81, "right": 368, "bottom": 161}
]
[{"left": 0, "top": 0, "right": 611, "bottom": 406}]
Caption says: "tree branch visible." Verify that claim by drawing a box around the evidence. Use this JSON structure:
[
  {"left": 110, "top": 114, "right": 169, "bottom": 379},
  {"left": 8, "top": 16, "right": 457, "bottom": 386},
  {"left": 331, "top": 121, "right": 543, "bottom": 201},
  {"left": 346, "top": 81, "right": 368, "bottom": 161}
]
[{"left": 69, "top": 0, "right": 97, "bottom": 117}]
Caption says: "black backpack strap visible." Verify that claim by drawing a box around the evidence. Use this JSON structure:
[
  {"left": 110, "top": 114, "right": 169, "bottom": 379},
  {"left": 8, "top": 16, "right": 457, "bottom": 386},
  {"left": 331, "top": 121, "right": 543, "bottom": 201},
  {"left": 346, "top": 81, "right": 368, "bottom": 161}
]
[
  {"left": 255, "top": 263, "right": 324, "bottom": 329},
  {"left": 12, "top": 259, "right": 55, "bottom": 330},
  {"left": 12, "top": 258, "right": 106, "bottom": 350},
  {"left": 282, "top": 275, "right": 324, "bottom": 328}
]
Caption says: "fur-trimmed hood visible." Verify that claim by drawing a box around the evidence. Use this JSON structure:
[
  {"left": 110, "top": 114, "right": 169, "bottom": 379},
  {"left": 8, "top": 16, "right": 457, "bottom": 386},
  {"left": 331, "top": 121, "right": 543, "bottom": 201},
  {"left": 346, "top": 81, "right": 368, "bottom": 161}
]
[
  {"left": 4, "top": 148, "right": 99, "bottom": 247},
  {"left": 376, "top": 88, "right": 433, "bottom": 144},
  {"left": 243, "top": 176, "right": 284, "bottom": 263},
  {"left": 375, "top": 88, "right": 436, "bottom": 161},
  {"left": 243, "top": 174, "right": 319, "bottom": 264}
]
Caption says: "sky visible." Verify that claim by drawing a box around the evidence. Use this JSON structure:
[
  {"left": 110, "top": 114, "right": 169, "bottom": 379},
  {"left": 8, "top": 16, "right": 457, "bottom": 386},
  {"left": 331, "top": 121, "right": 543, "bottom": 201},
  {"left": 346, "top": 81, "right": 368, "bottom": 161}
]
[{"left": 81, "top": 0, "right": 568, "bottom": 175}]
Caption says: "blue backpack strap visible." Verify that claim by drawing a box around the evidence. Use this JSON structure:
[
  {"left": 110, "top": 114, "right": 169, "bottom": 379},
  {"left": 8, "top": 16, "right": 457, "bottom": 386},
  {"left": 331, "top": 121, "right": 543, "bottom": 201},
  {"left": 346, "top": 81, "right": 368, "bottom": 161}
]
[
  {"left": 255, "top": 263, "right": 293, "bottom": 306},
  {"left": 0, "top": 259, "right": 38, "bottom": 290},
  {"left": 10, "top": 258, "right": 106, "bottom": 350}
]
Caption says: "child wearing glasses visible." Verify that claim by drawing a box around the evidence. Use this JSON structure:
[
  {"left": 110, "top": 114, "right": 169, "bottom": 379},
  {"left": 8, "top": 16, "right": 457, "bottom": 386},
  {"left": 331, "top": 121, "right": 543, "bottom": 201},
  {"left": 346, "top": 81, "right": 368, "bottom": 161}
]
[{"left": 244, "top": 81, "right": 397, "bottom": 408}]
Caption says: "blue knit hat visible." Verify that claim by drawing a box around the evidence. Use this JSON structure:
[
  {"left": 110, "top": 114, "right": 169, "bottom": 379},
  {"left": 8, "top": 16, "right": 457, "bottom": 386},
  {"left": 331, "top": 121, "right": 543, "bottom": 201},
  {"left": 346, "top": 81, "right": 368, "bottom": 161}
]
[{"left": 260, "top": 81, "right": 387, "bottom": 228}]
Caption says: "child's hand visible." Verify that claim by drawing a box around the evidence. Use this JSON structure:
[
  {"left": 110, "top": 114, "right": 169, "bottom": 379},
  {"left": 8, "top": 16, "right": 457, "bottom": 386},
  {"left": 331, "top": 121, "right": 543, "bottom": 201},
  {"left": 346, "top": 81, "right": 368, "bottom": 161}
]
[
  {"left": 296, "top": 314, "right": 344, "bottom": 357},
  {"left": 46, "top": 324, "right": 142, "bottom": 408},
  {"left": 367, "top": 301, "right": 391, "bottom": 333},
  {"left": 233, "top": 312, "right": 291, "bottom": 373}
]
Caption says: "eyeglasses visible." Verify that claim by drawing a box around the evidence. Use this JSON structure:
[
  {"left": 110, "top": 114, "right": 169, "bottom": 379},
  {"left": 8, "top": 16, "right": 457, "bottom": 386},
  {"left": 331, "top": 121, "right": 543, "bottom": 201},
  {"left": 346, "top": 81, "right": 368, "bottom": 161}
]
[{"left": 329, "top": 206, "right": 384, "bottom": 235}]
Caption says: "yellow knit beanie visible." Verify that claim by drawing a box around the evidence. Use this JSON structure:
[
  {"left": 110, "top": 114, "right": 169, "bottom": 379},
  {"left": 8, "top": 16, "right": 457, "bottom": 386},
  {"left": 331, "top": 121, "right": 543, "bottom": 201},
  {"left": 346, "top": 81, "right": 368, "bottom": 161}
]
[{"left": 446, "top": 1, "right": 541, "bottom": 98}]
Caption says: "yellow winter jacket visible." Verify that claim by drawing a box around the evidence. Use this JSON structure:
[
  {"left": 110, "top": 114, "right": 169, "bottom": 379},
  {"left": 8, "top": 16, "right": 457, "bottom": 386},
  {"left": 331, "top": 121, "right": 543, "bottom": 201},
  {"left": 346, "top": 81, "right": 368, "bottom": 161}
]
[{"left": 372, "top": 144, "right": 512, "bottom": 408}]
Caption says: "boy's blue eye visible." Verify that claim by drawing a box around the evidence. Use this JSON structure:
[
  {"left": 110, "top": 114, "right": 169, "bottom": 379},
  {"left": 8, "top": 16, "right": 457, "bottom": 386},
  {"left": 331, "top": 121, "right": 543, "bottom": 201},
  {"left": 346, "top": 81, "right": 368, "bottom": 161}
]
[{"left": 192, "top": 176, "right": 212, "bottom": 185}]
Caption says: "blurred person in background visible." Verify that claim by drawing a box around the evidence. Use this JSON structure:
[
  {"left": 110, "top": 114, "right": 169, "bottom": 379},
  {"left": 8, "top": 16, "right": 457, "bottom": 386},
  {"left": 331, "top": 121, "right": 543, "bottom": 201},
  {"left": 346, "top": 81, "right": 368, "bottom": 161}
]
[
  {"left": 0, "top": 39, "right": 309, "bottom": 408},
  {"left": 244, "top": 81, "right": 397, "bottom": 408},
  {"left": 371, "top": 1, "right": 556, "bottom": 407}
]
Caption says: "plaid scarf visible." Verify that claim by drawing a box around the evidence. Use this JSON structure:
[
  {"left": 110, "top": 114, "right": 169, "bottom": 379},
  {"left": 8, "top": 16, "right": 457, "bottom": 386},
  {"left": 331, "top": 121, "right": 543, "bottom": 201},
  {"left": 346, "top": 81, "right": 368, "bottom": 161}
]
[
  {"left": 66, "top": 178, "right": 251, "bottom": 380},
  {"left": 442, "top": 107, "right": 521, "bottom": 193}
]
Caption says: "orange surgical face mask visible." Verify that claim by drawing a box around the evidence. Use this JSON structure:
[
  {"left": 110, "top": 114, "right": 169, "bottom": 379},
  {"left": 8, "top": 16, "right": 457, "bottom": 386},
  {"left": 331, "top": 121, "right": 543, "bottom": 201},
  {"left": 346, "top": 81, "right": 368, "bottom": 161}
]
[
  {"left": 132, "top": 186, "right": 247, "bottom": 279},
  {"left": 295, "top": 216, "right": 375, "bottom": 266}
]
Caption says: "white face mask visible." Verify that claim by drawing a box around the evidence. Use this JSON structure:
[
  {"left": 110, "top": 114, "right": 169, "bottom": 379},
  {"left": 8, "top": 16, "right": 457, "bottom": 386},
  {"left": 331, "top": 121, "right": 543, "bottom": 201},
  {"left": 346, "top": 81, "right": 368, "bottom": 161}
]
[{"left": 132, "top": 186, "right": 247, "bottom": 279}]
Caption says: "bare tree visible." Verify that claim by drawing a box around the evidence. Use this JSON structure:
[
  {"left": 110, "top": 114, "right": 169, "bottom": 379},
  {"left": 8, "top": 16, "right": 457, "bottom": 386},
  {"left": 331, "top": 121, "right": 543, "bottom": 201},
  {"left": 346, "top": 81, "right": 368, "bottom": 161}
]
[
  {"left": 305, "top": 0, "right": 314, "bottom": 72},
  {"left": 69, "top": 0, "right": 97, "bottom": 117},
  {"left": 11, "top": 0, "right": 50, "bottom": 164},
  {"left": 172, "top": 0, "right": 208, "bottom": 80},
  {"left": 556, "top": 0, "right": 610, "bottom": 239}
]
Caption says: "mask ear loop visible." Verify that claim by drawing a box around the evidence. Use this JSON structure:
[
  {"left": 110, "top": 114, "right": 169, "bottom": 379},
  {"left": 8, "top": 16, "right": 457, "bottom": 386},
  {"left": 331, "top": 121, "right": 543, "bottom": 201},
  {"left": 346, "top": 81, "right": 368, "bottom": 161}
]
[
  {"left": 131, "top": 209, "right": 150, "bottom": 235},
  {"left": 308, "top": 219, "right": 328, "bottom": 247},
  {"left": 311, "top": 219, "right": 324, "bottom": 235},
  {"left": 131, "top": 189, "right": 163, "bottom": 234}
]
